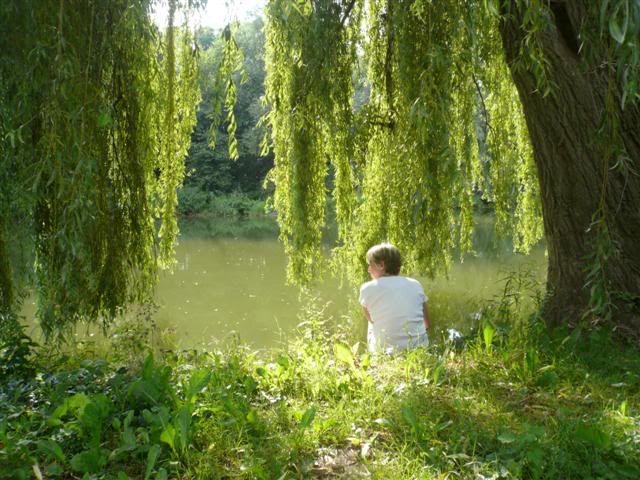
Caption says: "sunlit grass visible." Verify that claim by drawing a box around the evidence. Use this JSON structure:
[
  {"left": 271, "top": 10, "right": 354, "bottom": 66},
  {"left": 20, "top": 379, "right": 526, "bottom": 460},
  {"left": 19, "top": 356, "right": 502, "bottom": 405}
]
[{"left": 2, "top": 280, "right": 639, "bottom": 479}]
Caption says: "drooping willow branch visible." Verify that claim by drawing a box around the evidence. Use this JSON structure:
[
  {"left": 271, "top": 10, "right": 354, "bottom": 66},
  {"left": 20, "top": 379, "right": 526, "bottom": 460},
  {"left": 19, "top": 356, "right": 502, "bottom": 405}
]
[
  {"left": 264, "top": 0, "right": 544, "bottom": 284},
  {"left": 0, "top": 0, "right": 201, "bottom": 338}
]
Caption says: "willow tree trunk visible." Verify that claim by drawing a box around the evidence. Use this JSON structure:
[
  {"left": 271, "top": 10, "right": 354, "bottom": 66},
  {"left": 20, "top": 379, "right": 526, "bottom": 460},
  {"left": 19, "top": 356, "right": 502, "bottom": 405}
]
[{"left": 499, "top": 2, "right": 640, "bottom": 335}]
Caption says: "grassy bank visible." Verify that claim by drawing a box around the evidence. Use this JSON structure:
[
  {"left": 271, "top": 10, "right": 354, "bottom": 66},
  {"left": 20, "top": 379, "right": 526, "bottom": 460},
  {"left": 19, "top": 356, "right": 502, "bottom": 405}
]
[
  {"left": 1, "top": 297, "right": 639, "bottom": 479},
  {"left": 177, "top": 189, "right": 266, "bottom": 218}
]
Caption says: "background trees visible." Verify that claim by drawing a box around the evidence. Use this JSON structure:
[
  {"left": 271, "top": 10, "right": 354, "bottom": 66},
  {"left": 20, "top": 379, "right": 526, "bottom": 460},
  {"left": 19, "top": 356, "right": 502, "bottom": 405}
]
[{"left": 183, "top": 18, "right": 271, "bottom": 199}]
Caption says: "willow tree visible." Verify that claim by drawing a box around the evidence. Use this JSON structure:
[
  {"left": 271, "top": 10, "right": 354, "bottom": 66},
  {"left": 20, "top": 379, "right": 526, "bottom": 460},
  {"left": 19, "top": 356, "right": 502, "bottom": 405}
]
[
  {"left": 0, "top": 0, "right": 201, "bottom": 337},
  {"left": 263, "top": 0, "right": 640, "bottom": 333}
]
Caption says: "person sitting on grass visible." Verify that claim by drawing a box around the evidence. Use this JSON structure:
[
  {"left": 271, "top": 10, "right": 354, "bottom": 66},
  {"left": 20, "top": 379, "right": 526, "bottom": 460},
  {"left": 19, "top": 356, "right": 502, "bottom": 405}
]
[{"left": 359, "top": 243, "right": 431, "bottom": 354}]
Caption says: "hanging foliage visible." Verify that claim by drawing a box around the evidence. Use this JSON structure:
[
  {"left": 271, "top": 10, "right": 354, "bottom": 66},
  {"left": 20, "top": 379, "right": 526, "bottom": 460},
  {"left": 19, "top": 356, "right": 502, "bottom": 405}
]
[
  {"left": 204, "top": 21, "right": 247, "bottom": 161},
  {"left": 264, "top": 0, "right": 361, "bottom": 283},
  {"left": 265, "top": 0, "right": 640, "bottom": 332},
  {"left": 157, "top": 2, "right": 202, "bottom": 266},
  {"left": 263, "top": 0, "right": 543, "bottom": 283},
  {"left": 0, "top": 0, "right": 201, "bottom": 338}
]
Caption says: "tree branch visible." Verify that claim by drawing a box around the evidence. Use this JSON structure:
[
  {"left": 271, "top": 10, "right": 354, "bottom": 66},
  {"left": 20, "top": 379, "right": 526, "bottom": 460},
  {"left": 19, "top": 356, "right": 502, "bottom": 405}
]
[
  {"left": 472, "top": 72, "right": 493, "bottom": 135},
  {"left": 340, "top": 0, "right": 358, "bottom": 28}
]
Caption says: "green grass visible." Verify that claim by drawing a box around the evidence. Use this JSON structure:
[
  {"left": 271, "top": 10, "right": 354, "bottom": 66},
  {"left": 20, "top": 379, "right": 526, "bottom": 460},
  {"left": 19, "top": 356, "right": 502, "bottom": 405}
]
[{"left": 1, "top": 296, "right": 639, "bottom": 479}]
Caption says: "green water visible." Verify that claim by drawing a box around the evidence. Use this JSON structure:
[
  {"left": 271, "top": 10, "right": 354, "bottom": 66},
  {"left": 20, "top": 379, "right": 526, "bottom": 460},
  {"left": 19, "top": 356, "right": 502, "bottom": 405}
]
[
  {"left": 20, "top": 216, "right": 546, "bottom": 348},
  {"left": 154, "top": 216, "right": 547, "bottom": 349}
]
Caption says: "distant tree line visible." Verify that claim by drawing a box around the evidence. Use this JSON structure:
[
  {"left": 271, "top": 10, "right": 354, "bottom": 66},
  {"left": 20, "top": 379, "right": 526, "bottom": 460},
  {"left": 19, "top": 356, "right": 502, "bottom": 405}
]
[{"left": 178, "top": 17, "right": 273, "bottom": 216}]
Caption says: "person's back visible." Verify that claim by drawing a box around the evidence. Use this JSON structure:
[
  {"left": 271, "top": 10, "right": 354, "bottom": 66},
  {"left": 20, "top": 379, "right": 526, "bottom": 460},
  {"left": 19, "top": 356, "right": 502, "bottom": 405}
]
[{"left": 359, "top": 243, "right": 431, "bottom": 353}]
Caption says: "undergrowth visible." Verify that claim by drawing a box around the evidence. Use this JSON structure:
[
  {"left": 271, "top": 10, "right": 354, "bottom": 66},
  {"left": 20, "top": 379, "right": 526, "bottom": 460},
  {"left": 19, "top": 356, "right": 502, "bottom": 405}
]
[
  {"left": 177, "top": 189, "right": 266, "bottom": 218},
  {"left": 1, "top": 279, "right": 639, "bottom": 479}
]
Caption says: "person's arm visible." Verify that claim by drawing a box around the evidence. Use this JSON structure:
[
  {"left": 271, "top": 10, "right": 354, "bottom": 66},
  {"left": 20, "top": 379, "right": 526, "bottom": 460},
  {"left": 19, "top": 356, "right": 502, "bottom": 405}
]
[
  {"left": 423, "top": 302, "right": 431, "bottom": 330},
  {"left": 362, "top": 306, "right": 372, "bottom": 323}
]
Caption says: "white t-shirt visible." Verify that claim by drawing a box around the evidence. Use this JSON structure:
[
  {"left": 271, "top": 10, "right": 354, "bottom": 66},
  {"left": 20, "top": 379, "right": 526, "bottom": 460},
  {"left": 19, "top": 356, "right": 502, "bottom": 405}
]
[{"left": 359, "top": 276, "right": 428, "bottom": 353}]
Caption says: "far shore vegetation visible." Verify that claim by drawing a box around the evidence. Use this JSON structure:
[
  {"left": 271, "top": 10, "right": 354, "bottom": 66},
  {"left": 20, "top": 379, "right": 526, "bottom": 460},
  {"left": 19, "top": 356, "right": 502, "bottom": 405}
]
[{"left": 177, "top": 188, "right": 267, "bottom": 218}]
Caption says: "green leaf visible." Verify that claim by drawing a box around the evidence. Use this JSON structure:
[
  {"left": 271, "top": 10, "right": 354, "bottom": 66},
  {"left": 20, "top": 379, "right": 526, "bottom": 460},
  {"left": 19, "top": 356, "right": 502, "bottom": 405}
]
[
  {"left": 497, "top": 430, "right": 517, "bottom": 444},
  {"left": 609, "top": 0, "right": 630, "bottom": 44},
  {"left": 116, "top": 430, "right": 137, "bottom": 454},
  {"left": 360, "top": 352, "right": 371, "bottom": 369},
  {"left": 575, "top": 424, "right": 611, "bottom": 449},
  {"left": 526, "top": 446, "right": 544, "bottom": 467},
  {"left": 123, "top": 410, "right": 134, "bottom": 428},
  {"left": 80, "top": 395, "right": 111, "bottom": 447},
  {"left": 620, "top": 400, "right": 628, "bottom": 416},
  {"left": 145, "top": 444, "right": 162, "bottom": 480},
  {"left": 175, "top": 406, "right": 192, "bottom": 451},
  {"left": 401, "top": 405, "right": 419, "bottom": 431},
  {"left": 68, "top": 393, "right": 90, "bottom": 417},
  {"left": 112, "top": 417, "right": 122, "bottom": 431},
  {"left": 334, "top": 342, "right": 355, "bottom": 369},
  {"left": 160, "top": 424, "right": 176, "bottom": 450},
  {"left": 483, "top": 324, "right": 495, "bottom": 352},
  {"left": 276, "top": 354, "right": 290, "bottom": 368},
  {"left": 70, "top": 448, "right": 108, "bottom": 474},
  {"left": 298, "top": 405, "right": 316, "bottom": 430},
  {"left": 431, "top": 364, "right": 445, "bottom": 385},
  {"left": 49, "top": 399, "right": 69, "bottom": 423},
  {"left": 185, "top": 369, "right": 211, "bottom": 403},
  {"left": 37, "top": 439, "right": 65, "bottom": 463},
  {"left": 142, "top": 354, "right": 155, "bottom": 380},
  {"left": 246, "top": 408, "right": 259, "bottom": 425}
]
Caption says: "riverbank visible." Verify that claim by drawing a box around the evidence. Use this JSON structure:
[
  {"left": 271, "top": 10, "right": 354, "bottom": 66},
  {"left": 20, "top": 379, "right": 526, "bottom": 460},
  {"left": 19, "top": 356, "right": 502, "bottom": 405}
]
[
  {"left": 177, "top": 189, "right": 267, "bottom": 218},
  {"left": 2, "top": 294, "right": 639, "bottom": 479}
]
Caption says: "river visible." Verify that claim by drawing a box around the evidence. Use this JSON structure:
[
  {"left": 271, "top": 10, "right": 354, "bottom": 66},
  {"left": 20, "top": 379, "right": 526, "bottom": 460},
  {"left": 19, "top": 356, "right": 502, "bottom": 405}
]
[
  {"left": 21, "top": 216, "right": 546, "bottom": 349},
  {"left": 152, "top": 216, "right": 547, "bottom": 349}
]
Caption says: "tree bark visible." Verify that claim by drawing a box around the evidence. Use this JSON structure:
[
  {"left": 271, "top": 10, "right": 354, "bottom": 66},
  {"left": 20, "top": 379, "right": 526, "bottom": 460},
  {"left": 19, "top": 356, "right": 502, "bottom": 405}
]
[{"left": 498, "top": 2, "right": 640, "bottom": 335}]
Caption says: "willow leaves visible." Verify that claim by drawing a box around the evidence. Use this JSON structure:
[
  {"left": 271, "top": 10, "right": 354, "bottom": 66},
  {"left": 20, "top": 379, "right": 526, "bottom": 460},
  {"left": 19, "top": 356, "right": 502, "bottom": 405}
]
[
  {"left": 264, "top": 0, "right": 360, "bottom": 283},
  {"left": 0, "top": 0, "right": 200, "bottom": 337},
  {"left": 263, "top": 0, "right": 543, "bottom": 283}
]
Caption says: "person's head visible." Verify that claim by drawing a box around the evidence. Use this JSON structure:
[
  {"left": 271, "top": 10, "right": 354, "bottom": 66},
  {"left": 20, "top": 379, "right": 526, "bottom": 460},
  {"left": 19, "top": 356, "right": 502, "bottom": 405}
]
[{"left": 366, "top": 243, "right": 402, "bottom": 279}]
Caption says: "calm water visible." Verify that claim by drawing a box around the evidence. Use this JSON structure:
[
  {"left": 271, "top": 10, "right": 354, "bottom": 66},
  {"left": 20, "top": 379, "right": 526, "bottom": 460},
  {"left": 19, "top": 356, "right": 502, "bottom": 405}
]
[
  {"left": 21, "top": 216, "right": 546, "bottom": 348},
  {"left": 154, "top": 217, "right": 547, "bottom": 349}
]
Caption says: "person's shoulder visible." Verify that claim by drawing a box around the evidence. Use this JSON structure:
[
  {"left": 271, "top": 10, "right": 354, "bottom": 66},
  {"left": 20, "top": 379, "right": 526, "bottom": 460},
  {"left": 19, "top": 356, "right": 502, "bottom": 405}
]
[
  {"left": 360, "top": 279, "right": 377, "bottom": 292},
  {"left": 359, "top": 280, "right": 379, "bottom": 303},
  {"left": 402, "top": 276, "right": 425, "bottom": 289}
]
